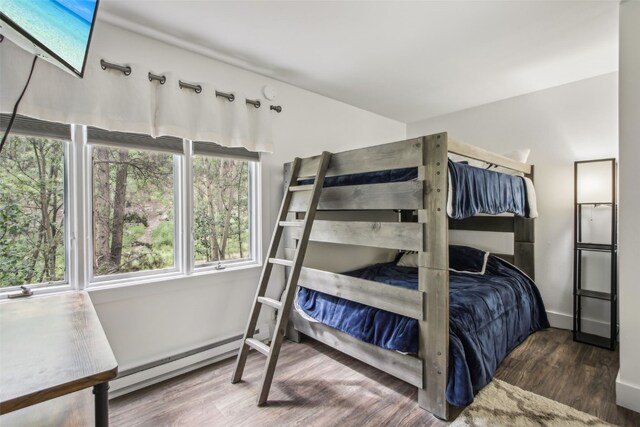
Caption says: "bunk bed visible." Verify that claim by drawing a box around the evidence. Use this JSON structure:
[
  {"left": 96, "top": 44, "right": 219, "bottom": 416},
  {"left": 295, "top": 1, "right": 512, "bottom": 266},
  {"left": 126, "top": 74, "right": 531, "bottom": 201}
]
[{"left": 281, "top": 133, "right": 549, "bottom": 420}]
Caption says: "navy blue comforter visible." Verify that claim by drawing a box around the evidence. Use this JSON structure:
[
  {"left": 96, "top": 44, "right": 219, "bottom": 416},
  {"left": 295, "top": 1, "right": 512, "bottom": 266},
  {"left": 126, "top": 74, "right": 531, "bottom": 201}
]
[
  {"left": 301, "top": 161, "right": 530, "bottom": 219},
  {"left": 296, "top": 256, "right": 549, "bottom": 406}
]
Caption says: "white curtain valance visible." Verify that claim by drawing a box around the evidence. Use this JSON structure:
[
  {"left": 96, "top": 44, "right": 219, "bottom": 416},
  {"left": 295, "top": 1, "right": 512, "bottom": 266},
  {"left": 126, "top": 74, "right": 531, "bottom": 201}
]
[
  {"left": 0, "top": 40, "right": 273, "bottom": 153},
  {"left": 0, "top": 112, "right": 261, "bottom": 162}
]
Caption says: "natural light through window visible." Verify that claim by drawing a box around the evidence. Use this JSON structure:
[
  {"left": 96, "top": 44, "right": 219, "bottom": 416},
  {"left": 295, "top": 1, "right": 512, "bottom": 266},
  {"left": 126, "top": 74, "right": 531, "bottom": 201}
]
[
  {"left": 0, "top": 115, "right": 259, "bottom": 295},
  {"left": 91, "top": 146, "right": 176, "bottom": 277},
  {"left": 193, "top": 155, "right": 251, "bottom": 266},
  {"left": 0, "top": 134, "right": 66, "bottom": 287}
]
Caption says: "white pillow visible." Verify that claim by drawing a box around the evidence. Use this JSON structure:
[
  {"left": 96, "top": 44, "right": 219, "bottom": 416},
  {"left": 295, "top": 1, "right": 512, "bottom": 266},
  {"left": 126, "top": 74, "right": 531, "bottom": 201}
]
[
  {"left": 503, "top": 148, "right": 530, "bottom": 164},
  {"left": 396, "top": 248, "right": 491, "bottom": 274},
  {"left": 523, "top": 176, "right": 539, "bottom": 218},
  {"left": 486, "top": 149, "right": 530, "bottom": 176},
  {"left": 396, "top": 251, "right": 418, "bottom": 268}
]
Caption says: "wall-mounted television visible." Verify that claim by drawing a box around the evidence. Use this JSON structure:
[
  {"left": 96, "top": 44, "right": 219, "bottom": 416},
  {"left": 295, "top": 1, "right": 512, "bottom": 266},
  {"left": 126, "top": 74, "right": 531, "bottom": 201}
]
[{"left": 0, "top": 0, "right": 99, "bottom": 78}]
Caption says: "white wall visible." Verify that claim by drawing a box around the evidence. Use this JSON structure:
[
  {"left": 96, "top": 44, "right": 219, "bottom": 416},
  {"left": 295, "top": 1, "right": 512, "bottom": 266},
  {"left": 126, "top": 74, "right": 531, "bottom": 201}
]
[
  {"left": 407, "top": 73, "right": 618, "bottom": 333},
  {"left": 617, "top": 0, "right": 640, "bottom": 412},
  {"left": 71, "top": 21, "right": 406, "bottom": 391}
]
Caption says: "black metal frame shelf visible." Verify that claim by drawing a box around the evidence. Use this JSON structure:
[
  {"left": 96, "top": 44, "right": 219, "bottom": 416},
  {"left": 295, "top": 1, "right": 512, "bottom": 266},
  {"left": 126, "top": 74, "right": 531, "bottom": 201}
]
[
  {"left": 574, "top": 331, "right": 612, "bottom": 349},
  {"left": 576, "top": 243, "right": 615, "bottom": 252},
  {"left": 577, "top": 202, "right": 613, "bottom": 206},
  {"left": 576, "top": 289, "right": 613, "bottom": 301},
  {"left": 573, "top": 158, "right": 617, "bottom": 351}
]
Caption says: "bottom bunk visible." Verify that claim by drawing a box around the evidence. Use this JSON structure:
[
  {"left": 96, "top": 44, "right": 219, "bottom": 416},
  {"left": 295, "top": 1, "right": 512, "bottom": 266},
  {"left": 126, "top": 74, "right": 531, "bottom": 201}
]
[{"left": 291, "top": 247, "right": 549, "bottom": 407}]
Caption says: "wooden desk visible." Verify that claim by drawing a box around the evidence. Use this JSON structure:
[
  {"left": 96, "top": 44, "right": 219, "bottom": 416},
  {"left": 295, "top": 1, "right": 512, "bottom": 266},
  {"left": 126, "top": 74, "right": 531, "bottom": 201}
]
[{"left": 0, "top": 292, "right": 118, "bottom": 426}]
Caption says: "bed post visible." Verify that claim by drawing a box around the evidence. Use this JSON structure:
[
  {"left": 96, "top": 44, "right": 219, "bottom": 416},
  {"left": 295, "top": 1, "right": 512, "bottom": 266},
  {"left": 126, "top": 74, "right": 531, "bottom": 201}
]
[
  {"left": 418, "top": 133, "right": 450, "bottom": 420},
  {"left": 514, "top": 166, "right": 535, "bottom": 279}
]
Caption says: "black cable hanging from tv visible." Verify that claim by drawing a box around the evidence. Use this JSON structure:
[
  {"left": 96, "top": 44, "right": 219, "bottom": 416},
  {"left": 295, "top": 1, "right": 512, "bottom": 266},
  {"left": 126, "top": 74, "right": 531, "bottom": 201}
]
[{"left": 0, "top": 55, "right": 38, "bottom": 153}]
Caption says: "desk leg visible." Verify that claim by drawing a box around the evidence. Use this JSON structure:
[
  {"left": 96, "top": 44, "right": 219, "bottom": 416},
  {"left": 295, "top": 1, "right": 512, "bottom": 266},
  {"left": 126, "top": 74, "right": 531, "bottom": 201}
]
[{"left": 93, "top": 382, "right": 110, "bottom": 427}]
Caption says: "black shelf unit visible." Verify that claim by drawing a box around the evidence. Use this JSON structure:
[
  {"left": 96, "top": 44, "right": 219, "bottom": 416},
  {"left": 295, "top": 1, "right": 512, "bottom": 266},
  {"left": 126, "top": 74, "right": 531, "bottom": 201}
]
[{"left": 573, "top": 159, "right": 617, "bottom": 350}]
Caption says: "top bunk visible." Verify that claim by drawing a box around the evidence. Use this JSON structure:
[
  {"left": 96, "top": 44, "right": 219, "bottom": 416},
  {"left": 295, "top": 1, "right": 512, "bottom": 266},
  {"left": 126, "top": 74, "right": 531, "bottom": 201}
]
[{"left": 285, "top": 133, "right": 535, "bottom": 217}]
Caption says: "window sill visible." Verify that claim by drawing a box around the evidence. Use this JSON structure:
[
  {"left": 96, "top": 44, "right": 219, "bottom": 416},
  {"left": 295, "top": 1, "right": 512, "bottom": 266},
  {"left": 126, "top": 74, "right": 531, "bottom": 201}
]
[
  {"left": 87, "top": 260, "right": 262, "bottom": 293},
  {"left": 87, "top": 261, "right": 263, "bottom": 305},
  {"left": 191, "top": 259, "right": 261, "bottom": 276},
  {"left": 0, "top": 262, "right": 264, "bottom": 303},
  {"left": 0, "top": 284, "right": 73, "bottom": 301}
]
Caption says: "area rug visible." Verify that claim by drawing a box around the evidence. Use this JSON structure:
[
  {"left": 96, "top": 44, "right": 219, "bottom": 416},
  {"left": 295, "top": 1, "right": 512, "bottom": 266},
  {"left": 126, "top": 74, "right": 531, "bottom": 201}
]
[{"left": 450, "top": 379, "right": 614, "bottom": 427}]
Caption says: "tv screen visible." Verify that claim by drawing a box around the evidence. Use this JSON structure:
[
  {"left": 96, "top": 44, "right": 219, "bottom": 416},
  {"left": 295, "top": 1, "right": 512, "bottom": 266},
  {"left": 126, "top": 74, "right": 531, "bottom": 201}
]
[{"left": 0, "top": 0, "right": 99, "bottom": 77}]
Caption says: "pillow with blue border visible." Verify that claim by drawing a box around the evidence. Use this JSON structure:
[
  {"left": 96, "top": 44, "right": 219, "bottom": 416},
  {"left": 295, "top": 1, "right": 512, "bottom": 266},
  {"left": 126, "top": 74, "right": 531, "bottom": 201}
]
[{"left": 449, "top": 244, "right": 489, "bottom": 274}]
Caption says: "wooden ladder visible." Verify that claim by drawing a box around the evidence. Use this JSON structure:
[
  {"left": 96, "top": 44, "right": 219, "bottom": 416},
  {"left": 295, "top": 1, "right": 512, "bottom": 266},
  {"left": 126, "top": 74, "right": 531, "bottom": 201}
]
[{"left": 231, "top": 151, "right": 332, "bottom": 405}]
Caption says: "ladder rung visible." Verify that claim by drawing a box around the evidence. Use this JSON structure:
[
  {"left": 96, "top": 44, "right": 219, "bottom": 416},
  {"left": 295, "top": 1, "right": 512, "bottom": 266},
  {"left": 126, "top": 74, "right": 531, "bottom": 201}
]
[
  {"left": 231, "top": 151, "right": 332, "bottom": 402},
  {"left": 246, "top": 338, "right": 270, "bottom": 356},
  {"left": 279, "top": 220, "right": 304, "bottom": 227},
  {"left": 269, "top": 258, "right": 293, "bottom": 267},
  {"left": 257, "top": 296, "right": 283, "bottom": 310},
  {"left": 289, "top": 184, "right": 313, "bottom": 192}
]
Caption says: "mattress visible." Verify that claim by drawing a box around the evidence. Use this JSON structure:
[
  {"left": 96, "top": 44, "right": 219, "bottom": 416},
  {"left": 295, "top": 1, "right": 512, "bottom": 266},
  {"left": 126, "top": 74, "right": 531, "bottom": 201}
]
[{"left": 296, "top": 256, "right": 549, "bottom": 406}]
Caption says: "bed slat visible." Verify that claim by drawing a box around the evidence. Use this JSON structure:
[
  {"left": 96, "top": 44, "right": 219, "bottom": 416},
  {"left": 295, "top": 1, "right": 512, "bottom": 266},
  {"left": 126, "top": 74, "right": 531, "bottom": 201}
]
[
  {"left": 298, "top": 267, "right": 424, "bottom": 320},
  {"left": 449, "top": 216, "right": 515, "bottom": 233},
  {"left": 289, "top": 220, "right": 422, "bottom": 251},
  {"left": 289, "top": 181, "right": 423, "bottom": 212},
  {"left": 291, "top": 310, "right": 423, "bottom": 388},
  {"left": 297, "top": 138, "right": 423, "bottom": 178}
]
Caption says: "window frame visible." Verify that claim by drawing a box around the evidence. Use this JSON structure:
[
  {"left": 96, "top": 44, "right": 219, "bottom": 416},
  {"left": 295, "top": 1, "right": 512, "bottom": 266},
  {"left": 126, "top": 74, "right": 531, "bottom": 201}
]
[
  {"left": 0, "top": 115, "right": 261, "bottom": 297},
  {"left": 86, "top": 143, "right": 182, "bottom": 283},
  {"left": 0, "top": 122, "right": 72, "bottom": 293},
  {"left": 190, "top": 155, "right": 259, "bottom": 273},
  {"left": 83, "top": 134, "right": 260, "bottom": 287}
]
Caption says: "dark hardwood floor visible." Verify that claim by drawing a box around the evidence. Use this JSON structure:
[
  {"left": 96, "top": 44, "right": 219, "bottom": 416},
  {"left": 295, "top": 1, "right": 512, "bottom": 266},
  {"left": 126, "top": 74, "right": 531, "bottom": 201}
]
[
  {"left": 110, "top": 328, "right": 640, "bottom": 426},
  {"left": 493, "top": 328, "right": 638, "bottom": 427}
]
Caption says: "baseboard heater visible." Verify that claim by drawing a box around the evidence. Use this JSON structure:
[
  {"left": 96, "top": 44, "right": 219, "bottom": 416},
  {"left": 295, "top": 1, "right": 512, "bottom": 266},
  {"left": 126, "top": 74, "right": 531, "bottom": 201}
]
[{"left": 116, "top": 331, "right": 256, "bottom": 379}]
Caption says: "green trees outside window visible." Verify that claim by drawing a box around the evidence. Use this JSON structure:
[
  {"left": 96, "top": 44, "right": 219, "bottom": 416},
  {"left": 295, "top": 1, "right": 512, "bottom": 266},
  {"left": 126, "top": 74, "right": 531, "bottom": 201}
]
[
  {"left": 0, "top": 118, "right": 256, "bottom": 291},
  {"left": 92, "top": 146, "right": 175, "bottom": 276},
  {"left": 0, "top": 135, "right": 65, "bottom": 287},
  {"left": 193, "top": 156, "right": 250, "bottom": 264}
]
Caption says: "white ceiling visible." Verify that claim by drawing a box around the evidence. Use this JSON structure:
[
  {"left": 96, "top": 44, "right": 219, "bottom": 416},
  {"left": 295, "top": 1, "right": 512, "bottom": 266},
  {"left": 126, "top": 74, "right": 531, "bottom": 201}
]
[{"left": 99, "top": 1, "right": 619, "bottom": 123}]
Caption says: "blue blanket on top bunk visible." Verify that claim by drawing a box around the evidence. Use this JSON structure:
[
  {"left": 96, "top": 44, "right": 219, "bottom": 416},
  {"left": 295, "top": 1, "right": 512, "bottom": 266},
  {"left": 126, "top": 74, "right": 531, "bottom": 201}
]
[
  {"left": 300, "top": 160, "right": 529, "bottom": 219},
  {"left": 448, "top": 160, "right": 528, "bottom": 219},
  {"left": 296, "top": 256, "right": 549, "bottom": 407}
]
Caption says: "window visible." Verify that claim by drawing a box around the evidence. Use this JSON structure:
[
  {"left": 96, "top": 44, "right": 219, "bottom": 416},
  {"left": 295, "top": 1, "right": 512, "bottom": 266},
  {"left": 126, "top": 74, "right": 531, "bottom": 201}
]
[
  {"left": 0, "top": 132, "right": 67, "bottom": 288},
  {"left": 193, "top": 155, "right": 251, "bottom": 266},
  {"left": 0, "top": 115, "right": 260, "bottom": 295},
  {"left": 191, "top": 141, "right": 259, "bottom": 270},
  {"left": 91, "top": 146, "right": 176, "bottom": 277}
]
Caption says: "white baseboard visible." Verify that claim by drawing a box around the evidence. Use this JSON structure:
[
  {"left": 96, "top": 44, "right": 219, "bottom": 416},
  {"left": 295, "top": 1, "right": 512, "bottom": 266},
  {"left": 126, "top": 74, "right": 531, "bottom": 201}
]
[
  {"left": 546, "top": 310, "right": 613, "bottom": 338},
  {"left": 109, "top": 323, "right": 270, "bottom": 399},
  {"left": 616, "top": 371, "right": 640, "bottom": 413}
]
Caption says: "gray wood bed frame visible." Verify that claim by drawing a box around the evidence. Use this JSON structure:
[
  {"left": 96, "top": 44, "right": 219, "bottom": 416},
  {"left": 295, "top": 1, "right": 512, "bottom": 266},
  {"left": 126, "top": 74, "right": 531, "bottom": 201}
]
[{"left": 281, "top": 133, "right": 534, "bottom": 420}]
